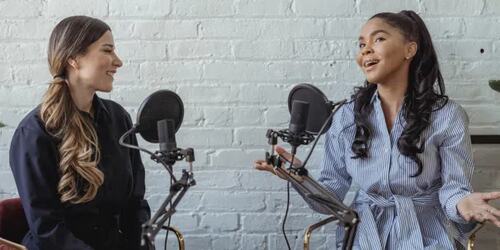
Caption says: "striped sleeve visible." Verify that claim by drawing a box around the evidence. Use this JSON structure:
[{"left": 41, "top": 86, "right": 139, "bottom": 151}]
[
  {"left": 317, "top": 105, "right": 352, "bottom": 202},
  {"left": 292, "top": 104, "right": 353, "bottom": 214},
  {"left": 437, "top": 104, "right": 475, "bottom": 224}
]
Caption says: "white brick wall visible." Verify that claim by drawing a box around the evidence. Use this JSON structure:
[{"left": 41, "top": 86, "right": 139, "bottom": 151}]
[{"left": 1, "top": 0, "right": 499, "bottom": 249}]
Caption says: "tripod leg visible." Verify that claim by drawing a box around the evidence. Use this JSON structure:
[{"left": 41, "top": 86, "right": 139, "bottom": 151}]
[
  {"left": 342, "top": 222, "right": 357, "bottom": 250},
  {"left": 303, "top": 216, "right": 337, "bottom": 250},
  {"left": 163, "top": 226, "right": 185, "bottom": 250}
]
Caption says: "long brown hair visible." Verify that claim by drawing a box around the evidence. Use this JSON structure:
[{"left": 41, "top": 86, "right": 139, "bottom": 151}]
[{"left": 41, "top": 16, "right": 110, "bottom": 204}]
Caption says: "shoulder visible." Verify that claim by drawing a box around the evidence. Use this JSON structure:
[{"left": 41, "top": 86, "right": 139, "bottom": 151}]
[
  {"left": 432, "top": 99, "right": 469, "bottom": 125},
  {"left": 10, "top": 106, "right": 58, "bottom": 157},
  {"left": 98, "top": 96, "right": 133, "bottom": 124},
  {"left": 100, "top": 97, "right": 130, "bottom": 117},
  {"left": 329, "top": 99, "right": 356, "bottom": 137},
  {"left": 428, "top": 99, "right": 470, "bottom": 144},
  {"left": 15, "top": 106, "right": 53, "bottom": 140},
  {"left": 333, "top": 99, "right": 355, "bottom": 122}
]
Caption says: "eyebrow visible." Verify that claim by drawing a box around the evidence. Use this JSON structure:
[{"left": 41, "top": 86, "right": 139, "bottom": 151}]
[
  {"left": 358, "top": 29, "right": 390, "bottom": 41},
  {"left": 102, "top": 44, "right": 115, "bottom": 48}
]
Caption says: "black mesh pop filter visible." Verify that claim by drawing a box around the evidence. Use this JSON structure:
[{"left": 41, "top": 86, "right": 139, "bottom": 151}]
[
  {"left": 287, "top": 84, "right": 332, "bottom": 135},
  {"left": 136, "top": 90, "right": 184, "bottom": 143}
]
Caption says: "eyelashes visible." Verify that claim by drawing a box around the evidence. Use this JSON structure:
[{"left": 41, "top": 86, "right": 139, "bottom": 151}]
[{"left": 358, "top": 37, "right": 386, "bottom": 49}]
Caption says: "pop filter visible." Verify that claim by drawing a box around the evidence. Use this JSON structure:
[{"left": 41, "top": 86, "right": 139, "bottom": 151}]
[
  {"left": 288, "top": 84, "right": 333, "bottom": 135},
  {"left": 136, "top": 90, "right": 184, "bottom": 143}
]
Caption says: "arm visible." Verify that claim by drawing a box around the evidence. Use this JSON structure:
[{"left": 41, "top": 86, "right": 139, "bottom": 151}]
[
  {"left": 317, "top": 120, "right": 352, "bottom": 201},
  {"left": 293, "top": 107, "right": 353, "bottom": 214},
  {"left": 9, "top": 126, "right": 92, "bottom": 250},
  {"left": 440, "top": 106, "right": 500, "bottom": 228},
  {"left": 438, "top": 105, "right": 476, "bottom": 227},
  {"left": 119, "top": 114, "right": 151, "bottom": 249}
]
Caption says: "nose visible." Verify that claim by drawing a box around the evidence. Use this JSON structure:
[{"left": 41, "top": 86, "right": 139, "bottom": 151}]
[
  {"left": 361, "top": 43, "right": 373, "bottom": 56},
  {"left": 113, "top": 53, "right": 123, "bottom": 68}
]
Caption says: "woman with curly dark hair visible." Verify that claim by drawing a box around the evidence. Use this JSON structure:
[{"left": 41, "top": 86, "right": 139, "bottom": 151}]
[
  {"left": 256, "top": 10, "right": 500, "bottom": 249},
  {"left": 9, "top": 16, "right": 150, "bottom": 250}
]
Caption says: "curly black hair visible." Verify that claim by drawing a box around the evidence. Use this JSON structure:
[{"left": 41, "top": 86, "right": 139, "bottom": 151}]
[{"left": 351, "top": 10, "right": 448, "bottom": 177}]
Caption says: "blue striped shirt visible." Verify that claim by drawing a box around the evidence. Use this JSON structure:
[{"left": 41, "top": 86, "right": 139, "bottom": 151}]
[{"left": 299, "top": 91, "right": 476, "bottom": 249}]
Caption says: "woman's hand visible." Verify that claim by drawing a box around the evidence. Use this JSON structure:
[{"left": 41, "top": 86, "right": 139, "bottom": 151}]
[
  {"left": 457, "top": 191, "right": 500, "bottom": 227},
  {"left": 254, "top": 146, "right": 304, "bottom": 182}
]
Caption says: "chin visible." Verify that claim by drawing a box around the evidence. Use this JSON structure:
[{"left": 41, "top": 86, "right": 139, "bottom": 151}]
[
  {"left": 101, "top": 87, "right": 113, "bottom": 92},
  {"left": 364, "top": 72, "right": 387, "bottom": 85},
  {"left": 97, "top": 84, "right": 113, "bottom": 92},
  {"left": 364, "top": 75, "right": 380, "bottom": 84}
]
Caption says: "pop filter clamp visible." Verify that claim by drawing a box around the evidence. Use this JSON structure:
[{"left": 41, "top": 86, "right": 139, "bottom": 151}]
[
  {"left": 264, "top": 83, "right": 358, "bottom": 250},
  {"left": 119, "top": 90, "right": 196, "bottom": 250}
]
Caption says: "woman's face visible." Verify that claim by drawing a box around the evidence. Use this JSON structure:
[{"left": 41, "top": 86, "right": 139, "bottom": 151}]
[
  {"left": 72, "top": 31, "right": 122, "bottom": 92},
  {"left": 356, "top": 17, "right": 416, "bottom": 85}
]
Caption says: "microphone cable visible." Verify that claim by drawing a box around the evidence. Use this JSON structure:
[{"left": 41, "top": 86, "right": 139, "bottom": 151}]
[
  {"left": 281, "top": 154, "right": 295, "bottom": 250},
  {"left": 164, "top": 176, "right": 174, "bottom": 250},
  {"left": 280, "top": 100, "right": 345, "bottom": 250}
]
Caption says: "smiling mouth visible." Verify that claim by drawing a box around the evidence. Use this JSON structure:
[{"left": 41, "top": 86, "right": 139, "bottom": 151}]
[
  {"left": 363, "top": 59, "right": 379, "bottom": 69},
  {"left": 106, "top": 71, "right": 116, "bottom": 77}
]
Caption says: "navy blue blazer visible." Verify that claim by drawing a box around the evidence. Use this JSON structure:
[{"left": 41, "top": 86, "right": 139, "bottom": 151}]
[{"left": 9, "top": 95, "right": 150, "bottom": 250}]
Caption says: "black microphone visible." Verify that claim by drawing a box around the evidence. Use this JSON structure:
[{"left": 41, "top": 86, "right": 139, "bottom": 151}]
[
  {"left": 158, "top": 119, "right": 176, "bottom": 153},
  {"left": 289, "top": 100, "right": 309, "bottom": 155},
  {"left": 265, "top": 83, "right": 346, "bottom": 172},
  {"left": 289, "top": 100, "right": 309, "bottom": 135}
]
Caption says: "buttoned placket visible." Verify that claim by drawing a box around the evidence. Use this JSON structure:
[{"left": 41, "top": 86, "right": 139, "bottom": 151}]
[{"left": 373, "top": 96, "right": 401, "bottom": 195}]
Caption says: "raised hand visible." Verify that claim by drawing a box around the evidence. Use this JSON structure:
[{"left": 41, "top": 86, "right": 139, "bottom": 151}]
[
  {"left": 457, "top": 191, "right": 500, "bottom": 227},
  {"left": 254, "top": 146, "right": 303, "bottom": 181}
]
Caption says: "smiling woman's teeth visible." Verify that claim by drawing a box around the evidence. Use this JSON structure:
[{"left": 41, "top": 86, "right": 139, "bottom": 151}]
[{"left": 364, "top": 60, "right": 379, "bottom": 67}]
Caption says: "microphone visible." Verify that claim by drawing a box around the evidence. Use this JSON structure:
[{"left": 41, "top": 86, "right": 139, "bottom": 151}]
[
  {"left": 119, "top": 89, "right": 189, "bottom": 165},
  {"left": 289, "top": 100, "right": 309, "bottom": 134},
  {"left": 289, "top": 100, "right": 309, "bottom": 154},
  {"left": 135, "top": 90, "right": 184, "bottom": 144},
  {"left": 265, "top": 83, "right": 346, "bottom": 172},
  {"left": 158, "top": 119, "right": 177, "bottom": 153}
]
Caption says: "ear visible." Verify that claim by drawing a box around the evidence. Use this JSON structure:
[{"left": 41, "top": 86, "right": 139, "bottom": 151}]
[
  {"left": 67, "top": 57, "right": 79, "bottom": 70},
  {"left": 405, "top": 41, "right": 418, "bottom": 60}
]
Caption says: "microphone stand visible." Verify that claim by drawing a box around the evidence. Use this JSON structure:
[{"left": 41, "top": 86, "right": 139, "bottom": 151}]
[
  {"left": 141, "top": 148, "right": 196, "bottom": 250},
  {"left": 265, "top": 99, "right": 359, "bottom": 250},
  {"left": 273, "top": 167, "right": 358, "bottom": 250},
  {"left": 119, "top": 129, "right": 196, "bottom": 250}
]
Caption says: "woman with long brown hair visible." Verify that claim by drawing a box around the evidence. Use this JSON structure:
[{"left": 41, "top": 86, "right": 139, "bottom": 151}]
[{"left": 9, "top": 16, "right": 149, "bottom": 250}]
